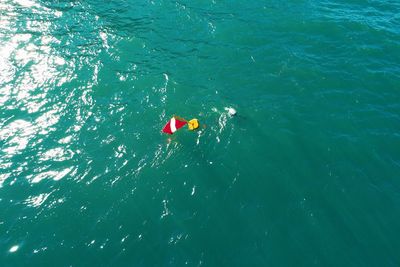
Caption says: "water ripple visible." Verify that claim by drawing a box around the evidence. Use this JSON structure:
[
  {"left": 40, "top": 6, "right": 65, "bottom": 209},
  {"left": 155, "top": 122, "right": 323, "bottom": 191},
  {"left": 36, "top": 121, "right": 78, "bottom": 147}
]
[{"left": 1, "top": 0, "right": 400, "bottom": 265}]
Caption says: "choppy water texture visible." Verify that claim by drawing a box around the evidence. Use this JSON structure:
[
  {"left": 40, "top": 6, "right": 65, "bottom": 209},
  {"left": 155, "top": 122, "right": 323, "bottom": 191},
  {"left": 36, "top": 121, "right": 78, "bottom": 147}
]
[{"left": 1, "top": 0, "right": 400, "bottom": 266}]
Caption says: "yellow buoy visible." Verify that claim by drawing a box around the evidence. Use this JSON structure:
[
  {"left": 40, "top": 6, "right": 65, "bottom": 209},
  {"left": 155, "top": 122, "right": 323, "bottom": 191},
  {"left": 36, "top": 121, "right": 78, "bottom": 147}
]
[{"left": 188, "top": 119, "right": 199, "bottom": 131}]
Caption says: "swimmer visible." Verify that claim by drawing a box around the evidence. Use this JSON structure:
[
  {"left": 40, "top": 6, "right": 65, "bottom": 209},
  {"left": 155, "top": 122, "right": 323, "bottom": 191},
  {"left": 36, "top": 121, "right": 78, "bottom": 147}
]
[{"left": 225, "top": 107, "right": 237, "bottom": 116}]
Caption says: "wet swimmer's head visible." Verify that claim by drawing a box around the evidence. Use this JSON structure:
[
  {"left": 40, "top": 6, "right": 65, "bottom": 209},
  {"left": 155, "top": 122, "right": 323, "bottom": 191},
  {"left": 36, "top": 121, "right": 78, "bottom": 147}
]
[{"left": 225, "top": 107, "right": 237, "bottom": 117}]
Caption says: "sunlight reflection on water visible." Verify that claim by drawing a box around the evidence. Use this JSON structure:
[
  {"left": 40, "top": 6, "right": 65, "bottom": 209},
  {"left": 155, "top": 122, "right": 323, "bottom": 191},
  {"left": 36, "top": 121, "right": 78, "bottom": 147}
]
[{"left": 0, "top": 0, "right": 98, "bottom": 189}]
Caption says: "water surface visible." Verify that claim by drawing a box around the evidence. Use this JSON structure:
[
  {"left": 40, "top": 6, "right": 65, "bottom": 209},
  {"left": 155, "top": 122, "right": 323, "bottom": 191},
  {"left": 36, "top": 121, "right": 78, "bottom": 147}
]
[{"left": 1, "top": 0, "right": 400, "bottom": 266}]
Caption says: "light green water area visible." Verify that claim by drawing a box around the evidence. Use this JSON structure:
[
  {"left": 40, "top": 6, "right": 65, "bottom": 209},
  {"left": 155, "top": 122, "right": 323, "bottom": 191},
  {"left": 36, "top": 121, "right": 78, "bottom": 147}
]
[{"left": 1, "top": 0, "right": 400, "bottom": 266}]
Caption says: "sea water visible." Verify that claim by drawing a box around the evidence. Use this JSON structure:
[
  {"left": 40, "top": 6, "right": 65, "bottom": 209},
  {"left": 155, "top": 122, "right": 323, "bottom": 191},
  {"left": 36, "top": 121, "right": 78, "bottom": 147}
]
[{"left": 1, "top": 0, "right": 400, "bottom": 266}]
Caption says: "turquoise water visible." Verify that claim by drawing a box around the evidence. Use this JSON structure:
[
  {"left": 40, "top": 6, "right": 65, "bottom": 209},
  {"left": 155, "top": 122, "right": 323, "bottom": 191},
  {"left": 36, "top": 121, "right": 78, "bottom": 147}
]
[{"left": 1, "top": 0, "right": 400, "bottom": 266}]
